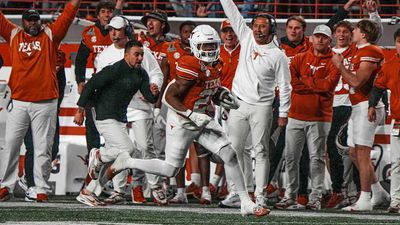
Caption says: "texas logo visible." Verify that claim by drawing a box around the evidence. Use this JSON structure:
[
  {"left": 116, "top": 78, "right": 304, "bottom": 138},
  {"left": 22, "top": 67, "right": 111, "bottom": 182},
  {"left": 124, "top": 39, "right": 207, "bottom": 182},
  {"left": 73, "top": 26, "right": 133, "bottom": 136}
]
[{"left": 18, "top": 41, "right": 41, "bottom": 56}]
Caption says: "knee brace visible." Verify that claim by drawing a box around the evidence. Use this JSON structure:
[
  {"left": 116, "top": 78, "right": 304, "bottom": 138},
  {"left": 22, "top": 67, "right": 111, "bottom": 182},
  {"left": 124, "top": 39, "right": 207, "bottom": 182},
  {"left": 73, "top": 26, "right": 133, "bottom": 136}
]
[{"left": 217, "top": 145, "right": 238, "bottom": 166}]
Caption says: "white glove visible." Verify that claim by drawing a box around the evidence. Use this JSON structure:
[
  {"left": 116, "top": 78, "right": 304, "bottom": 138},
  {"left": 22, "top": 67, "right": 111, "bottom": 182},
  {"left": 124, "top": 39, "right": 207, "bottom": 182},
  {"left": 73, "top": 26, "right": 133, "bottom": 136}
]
[
  {"left": 220, "top": 92, "right": 240, "bottom": 110},
  {"left": 153, "top": 108, "right": 160, "bottom": 118},
  {"left": 187, "top": 110, "right": 212, "bottom": 128}
]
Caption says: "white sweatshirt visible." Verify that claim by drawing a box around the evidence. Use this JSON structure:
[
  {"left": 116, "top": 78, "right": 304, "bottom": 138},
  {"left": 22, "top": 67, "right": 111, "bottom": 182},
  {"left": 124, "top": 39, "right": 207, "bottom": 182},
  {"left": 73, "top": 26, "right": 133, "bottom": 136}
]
[
  {"left": 95, "top": 43, "right": 163, "bottom": 121},
  {"left": 220, "top": 0, "right": 292, "bottom": 117}
]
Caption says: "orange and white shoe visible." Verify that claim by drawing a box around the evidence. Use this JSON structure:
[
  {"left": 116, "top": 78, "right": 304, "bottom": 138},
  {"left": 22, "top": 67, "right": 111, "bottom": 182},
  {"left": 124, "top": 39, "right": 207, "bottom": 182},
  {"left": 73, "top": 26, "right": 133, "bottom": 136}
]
[
  {"left": 241, "top": 202, "right": 270, "bottom": 217},
  {"left": 87, "top": 148, "right": 102, "bottom": 180},
  {"left": 76, "top": 190, "right": 106, "bottom": 207},
  {"left": 0, "top": 187, "right": 11, "bottom": 202}
]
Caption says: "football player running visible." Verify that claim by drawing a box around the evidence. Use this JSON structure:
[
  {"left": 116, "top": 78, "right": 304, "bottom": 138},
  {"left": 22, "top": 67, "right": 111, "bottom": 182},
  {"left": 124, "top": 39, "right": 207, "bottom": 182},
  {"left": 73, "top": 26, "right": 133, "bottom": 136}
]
[{"left": 99, "top": 24, "right": 269, "bottom": 217}]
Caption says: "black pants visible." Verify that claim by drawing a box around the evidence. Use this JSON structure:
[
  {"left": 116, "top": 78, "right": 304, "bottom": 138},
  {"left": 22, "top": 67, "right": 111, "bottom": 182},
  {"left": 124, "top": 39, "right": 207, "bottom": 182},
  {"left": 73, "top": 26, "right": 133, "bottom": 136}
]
[
  {"left": 23, "top": 69, "right": 66, "bottom": 188},
  {"left": 84, "top": 105, "right": 100, "bottom": 152},
  {"left": 326, "top": 106, "right": 352, "bottom": 193}
]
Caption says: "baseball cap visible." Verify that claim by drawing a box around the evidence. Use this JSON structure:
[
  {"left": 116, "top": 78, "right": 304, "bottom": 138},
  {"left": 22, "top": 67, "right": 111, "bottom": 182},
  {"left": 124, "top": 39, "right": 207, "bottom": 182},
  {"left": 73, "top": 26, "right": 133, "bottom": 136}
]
[
  {"left": 105, "top": 16, "right": 127, "bottom": 30},
  {"left": 22, "top": 9, "right": 40, "bottom": 21},
  {"left": 313, "top": 24, "right": 332, "bottom": 39},
  {"left": 141, "top": 10, "right": 170, "bottom": 34},
  {"left": 220, "top": 20, "right": 232, "bottom": 31}
]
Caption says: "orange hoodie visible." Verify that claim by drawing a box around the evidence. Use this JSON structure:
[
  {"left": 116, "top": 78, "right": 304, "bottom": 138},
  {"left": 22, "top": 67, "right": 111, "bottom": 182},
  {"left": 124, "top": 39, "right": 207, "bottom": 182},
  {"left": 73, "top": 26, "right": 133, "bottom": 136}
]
[
  {"left": 289, "top": 48, "right": 340, "bottom": 122},
  {"left": 0, "top": 3, "right": 78, "bottom": 102},
  {"left": 374, "top": 54, "right": 400, "bottom": 120}
]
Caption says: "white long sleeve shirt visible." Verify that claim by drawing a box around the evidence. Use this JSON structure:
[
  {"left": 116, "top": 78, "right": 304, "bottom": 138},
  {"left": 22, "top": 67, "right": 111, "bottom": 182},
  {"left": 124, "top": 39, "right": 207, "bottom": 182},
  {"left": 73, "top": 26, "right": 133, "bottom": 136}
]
[
  {"left": 220, "top": 0, "right": 292, "bottom": 117},
  {"left": 95, "top": 43, "right": 163, "bottom": 121}
]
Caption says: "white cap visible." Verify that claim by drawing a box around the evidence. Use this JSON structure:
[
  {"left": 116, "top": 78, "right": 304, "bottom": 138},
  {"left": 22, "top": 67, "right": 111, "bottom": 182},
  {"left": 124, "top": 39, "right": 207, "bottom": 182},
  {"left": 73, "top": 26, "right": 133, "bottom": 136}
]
[
  {"left": 105, "top": 16, "right": 127, "bottom": 29},
  {"left": 313, "top": 24, "right": 332, "bottom": 39}
]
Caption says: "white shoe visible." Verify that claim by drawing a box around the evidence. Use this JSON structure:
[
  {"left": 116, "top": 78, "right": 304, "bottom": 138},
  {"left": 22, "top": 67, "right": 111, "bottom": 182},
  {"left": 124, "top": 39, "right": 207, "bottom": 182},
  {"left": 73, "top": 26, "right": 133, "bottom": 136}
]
[
  {"left": 200, "top": 190, "right": 211, "bottom": 205},
  {"left": 371, "top": 191, "right": 391, "bottom": 207},
  {"left": 76, "top": 190, "right": 105, "bottom": 207},
  {"left": 342, "top": 201, "right": 373, "bottom": 211},
  {"left": 256, "top": 195, "right": 267, "bottom": 208},
  {"left": 88, "top": 148, "right": 101, "bottom": 180},
  {"left": 241, "top": 201, "right": 270, "bottom": 217},
  {"left": 25, "top": 187, "right": 36, "bottom": 202},
  {"left": 218, "top": 192, "right": 241, "bottom": 208},
  {"left": 169, "top": 193, "right": 188, "bottom": 204},
  {"left": 152, "top": 186, "right": 168, "bottom": 205},
  {"left": 18, "top": 177, "right": 28, "bottom": 192}
]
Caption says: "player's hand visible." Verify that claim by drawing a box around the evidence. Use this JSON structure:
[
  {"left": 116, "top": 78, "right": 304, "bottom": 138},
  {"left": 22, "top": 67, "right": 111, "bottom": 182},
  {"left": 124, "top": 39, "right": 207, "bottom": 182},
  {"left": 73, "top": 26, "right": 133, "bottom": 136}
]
[
  {"left": 77, "top": 82, "right": 85, "bottom": 95},
  {"left": 344, "top": 0, "right": 359, "bottom": 11},
  {"left": 220, "top": 92, "right": 240, "bottom": 110},
  {"left": 364, "top": 0, "right": 378, "bottom": 13},
  {"left": 150, "top": 83, "right": 159, "bottom": 96},
  {"left": 188, "top": 111, "right": 212, "bottom": 128},
  {"left": 73, "top": 111, "right": 85, "bottom": 126},
  {"left": 197, "top": 4, "right": 212, "bottom": 17},
  {"left": 368, "top": 107, "right": 376, "bottom": 122},
  {"left": 332, "top": 53, "right": 344, "bottom": 69},
  {"left": 277, "top": 117, "right": 288, "bottom": 127}
]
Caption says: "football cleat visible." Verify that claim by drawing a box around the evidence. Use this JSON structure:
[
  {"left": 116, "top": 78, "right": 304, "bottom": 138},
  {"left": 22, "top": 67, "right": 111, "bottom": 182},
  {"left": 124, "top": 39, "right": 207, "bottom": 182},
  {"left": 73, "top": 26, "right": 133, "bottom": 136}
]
[{"left": 76, "top": 190, "right": 106, "bottom": 207}]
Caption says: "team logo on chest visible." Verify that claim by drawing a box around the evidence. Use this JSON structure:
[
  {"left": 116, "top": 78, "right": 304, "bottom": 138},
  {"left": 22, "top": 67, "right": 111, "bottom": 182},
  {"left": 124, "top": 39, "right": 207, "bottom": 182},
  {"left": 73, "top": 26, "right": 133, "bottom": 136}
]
[
  {"left": 173, "top": 52, "right": 180, "bottom": 60},
  {"left": 19, "top": 41, "right": 41, "bottom": 56},
  {"left": 91, "top": 36, "right": 97, "bottom": 43},
  {"left": 307, "top": 63, "right": 325, "bottom": 75}
]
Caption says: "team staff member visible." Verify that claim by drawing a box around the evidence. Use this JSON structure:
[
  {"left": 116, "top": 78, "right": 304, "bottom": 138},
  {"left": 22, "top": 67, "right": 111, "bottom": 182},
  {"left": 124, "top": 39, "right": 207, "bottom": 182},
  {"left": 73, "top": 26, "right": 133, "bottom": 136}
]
[
  {"left": 139, "top": 9, "right": 172, "bottom": 65},
  {"left": 332, "top": 19, "right": 389, "bottom": 211},
  {"left": 0, "top": 0, "right": 81, "bottom": 202},
  {"left": 218, "top": 19, "right": 255, "bottom": 208},
  {"left": 76, "top": 17, "right": 164, "bottom": 206},
  {"left": 368, "top": 28, "right": 400, "bottom": 213},
  {"left": 219, "top": 0, "right": 292, "bottom": 208},
  {"left": 75, "top": 0, "right": 123, "bottom": 154},
  {"left": 276, "top": 25, "right": 340, "bottom": 210},
  {"left": 74, "top": 40, "right": 159, "bottom": 207}
]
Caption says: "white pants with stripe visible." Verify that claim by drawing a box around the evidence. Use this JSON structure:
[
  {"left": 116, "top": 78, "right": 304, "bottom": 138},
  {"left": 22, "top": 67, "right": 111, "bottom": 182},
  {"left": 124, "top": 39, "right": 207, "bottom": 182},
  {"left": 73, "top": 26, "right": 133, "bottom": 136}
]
[{"left": 0, "top": 99, "right": 57, "bottom": 194}]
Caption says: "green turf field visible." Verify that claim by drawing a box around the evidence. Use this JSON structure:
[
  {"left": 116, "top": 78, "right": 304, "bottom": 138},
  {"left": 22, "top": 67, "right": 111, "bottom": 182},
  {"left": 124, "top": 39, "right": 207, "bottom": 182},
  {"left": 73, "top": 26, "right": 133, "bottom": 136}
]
[{"left": 1, "top": 197, "right": 400, "bottom": 225}]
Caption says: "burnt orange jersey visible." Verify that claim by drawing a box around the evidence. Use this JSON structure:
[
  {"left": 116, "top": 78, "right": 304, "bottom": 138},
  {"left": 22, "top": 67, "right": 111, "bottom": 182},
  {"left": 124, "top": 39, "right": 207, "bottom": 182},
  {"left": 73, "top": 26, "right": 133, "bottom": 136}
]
[
  {"left": 176, "top": 55, "right": 222, "bottom": 113},
  {"left": 0, "top": 3, "right": 77, "bottom": 102},
  {"left": 220, "top": 43, "right": 240, "bottom": 90},
  {"left": 164, "top": 40, "right": 191, "bottom": 82},
  {"left": 349, "top": 44, "right": 384, "bottom": 105},
  {"left": 139, "top": 32, "right": 169, "bottom": 64},
  {"left": 81, "top": 24, "right": 112, "bottom": 67},
  {"left": 333, "top": 44, "right": 357, "bottom": 96},
  {"left": 374, "top": 54, "right": 400, "bottom": 119},
  {"left": 280, "top": 36, "right": 312, "bottom": 63}
]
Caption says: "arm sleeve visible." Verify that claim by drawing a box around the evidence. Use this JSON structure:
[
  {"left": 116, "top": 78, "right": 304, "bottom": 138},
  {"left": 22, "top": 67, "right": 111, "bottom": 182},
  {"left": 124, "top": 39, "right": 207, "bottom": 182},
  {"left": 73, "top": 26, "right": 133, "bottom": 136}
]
[
  {"left": 142, "top": 47, "right": 163, "bottom": 88},
  {"left": 0, "top": 12, "right": 17, "bottom": 43},
  {"left": 219, "top": 0, "right": 252, "bottom": 42},
  {"left": 309, "top": 64, "right": 341, "bottom": 93},
  {"left": 139, "top": 69, "right": 158, "bottom": 104},
  {"left": 368, "top": 11, "right": 383, "bottom": 42},
  {"left": 325, "top": 7, "right": 349, "bottom": 31},
  {"left": 290, "top": 55, "right": 313, "bottom": 94},
  {"left": 369, "top": 86, "right": 385, "bottom": 108},
  {"left": 275, "top": 53, "right": 292, "bottom": 117},
  {"left": 50, "top": 3, "right": 79, "bottom": 44},
  {"left": 74, "top": 42, "right": 91, "bottom": 84},
  {"left": 77, "top": 65, "right": 117, "bottom": 107}
]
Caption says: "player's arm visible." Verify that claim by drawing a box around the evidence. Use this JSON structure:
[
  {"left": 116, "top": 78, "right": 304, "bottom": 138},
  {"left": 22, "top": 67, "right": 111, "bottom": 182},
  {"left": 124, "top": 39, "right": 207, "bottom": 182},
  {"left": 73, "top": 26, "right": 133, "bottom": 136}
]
[
  {"left": 325, "top": 0, "right": 358, "bottom": 30},
  {"left": 113, "top": 0, "right": 124, "bottom": 16},
  {"left": 163, "top": 76, "right": 212, "bottom": 127},
  {"left": 0, "top": 12, "right": 17, "bottom": 42},
  {"left": 332, "top": 54, "right": 377, "bottom": 89}
]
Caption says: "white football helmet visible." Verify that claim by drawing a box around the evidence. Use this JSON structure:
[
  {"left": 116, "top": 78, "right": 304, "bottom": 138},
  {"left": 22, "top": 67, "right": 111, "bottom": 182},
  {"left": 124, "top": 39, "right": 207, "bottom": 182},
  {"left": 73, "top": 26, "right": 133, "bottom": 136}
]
[{"left": 189, "top": 25, "right": 221, "bottom": 63}]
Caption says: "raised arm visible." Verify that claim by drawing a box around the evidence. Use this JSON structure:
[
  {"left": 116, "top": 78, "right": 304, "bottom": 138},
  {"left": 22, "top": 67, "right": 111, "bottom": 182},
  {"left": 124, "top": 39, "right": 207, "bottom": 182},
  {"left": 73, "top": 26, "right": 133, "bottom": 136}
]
[{"left": 219, "top": 0, "right": 251, "bottom": 42}]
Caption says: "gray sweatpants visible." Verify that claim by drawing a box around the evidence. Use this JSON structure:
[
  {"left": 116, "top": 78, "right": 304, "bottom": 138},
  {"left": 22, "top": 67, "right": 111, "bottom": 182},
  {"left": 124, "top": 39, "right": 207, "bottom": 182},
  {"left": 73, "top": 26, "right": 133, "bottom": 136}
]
[
  {"left": 0, "top": 99, "right": 57, "bottom": 194},
  {"left": 284, "top": 118, "right": 330, "bottom": 201}
]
